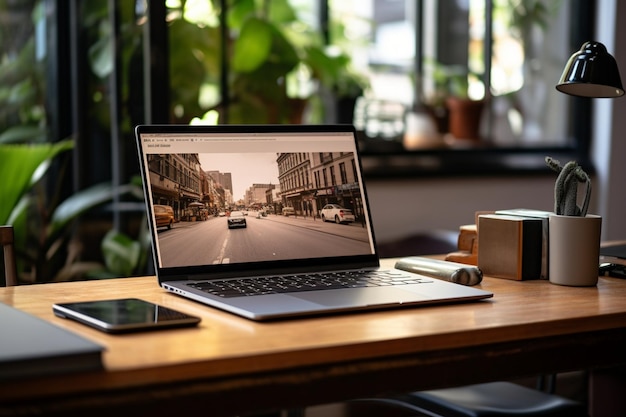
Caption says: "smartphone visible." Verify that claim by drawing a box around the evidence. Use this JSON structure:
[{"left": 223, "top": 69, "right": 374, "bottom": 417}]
[{"left": 53, "top": 298, "right": 201, "bottom": 334}]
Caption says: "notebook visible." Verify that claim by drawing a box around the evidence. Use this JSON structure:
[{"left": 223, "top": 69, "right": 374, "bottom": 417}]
[
  {"left": 0, "top": 302, "right": 103, "bottom": 380},
  {"left": 135, "top": 124, "right": 492, "bottom": 320}
]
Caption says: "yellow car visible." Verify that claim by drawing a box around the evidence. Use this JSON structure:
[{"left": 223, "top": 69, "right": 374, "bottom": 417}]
[{"left": 154, "top": 205, "right": 175, "bottom": 229}]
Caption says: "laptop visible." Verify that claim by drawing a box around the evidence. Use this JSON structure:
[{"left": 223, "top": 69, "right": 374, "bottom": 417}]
[{"left": 135, "top": 124, "right": 492, "bottom": 320}]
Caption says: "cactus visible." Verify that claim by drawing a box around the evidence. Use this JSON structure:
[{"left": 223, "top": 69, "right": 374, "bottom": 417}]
[{"left": 545, "top": 157, "right": 591, "bottom": 216}]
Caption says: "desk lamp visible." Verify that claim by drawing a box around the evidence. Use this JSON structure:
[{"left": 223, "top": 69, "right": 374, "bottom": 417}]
[
  {"left": 556, "top": 41, "right": 624, "bottom": 98},
  {"left": 558, "top": 41, "right": 626, "bottom": 279},
  {"left": 546, "top": 41, "right": 624, "bottom": 285}
]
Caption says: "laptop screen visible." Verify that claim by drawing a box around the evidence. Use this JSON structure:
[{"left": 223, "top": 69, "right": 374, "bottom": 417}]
[{"left": 135, "top": 124, "right": 379, "bottom": 279}]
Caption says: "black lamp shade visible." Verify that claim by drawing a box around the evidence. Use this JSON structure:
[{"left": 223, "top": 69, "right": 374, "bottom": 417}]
[{"left": 556, "top": 41, "right": 624, "bottom": 98}]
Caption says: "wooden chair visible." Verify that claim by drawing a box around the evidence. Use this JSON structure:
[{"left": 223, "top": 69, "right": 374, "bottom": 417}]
[{"left": 1, "top": 225, "right": 18, "bottom": 287}]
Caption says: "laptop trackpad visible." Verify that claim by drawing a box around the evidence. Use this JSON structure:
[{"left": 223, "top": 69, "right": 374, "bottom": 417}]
[{"left": 290, "top": 287, "right": 428, "bottom": 307}]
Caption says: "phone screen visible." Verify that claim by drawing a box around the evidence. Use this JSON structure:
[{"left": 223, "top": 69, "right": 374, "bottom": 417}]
[{"left": 53, "top": 298, "right": 201, "bottom": 333}]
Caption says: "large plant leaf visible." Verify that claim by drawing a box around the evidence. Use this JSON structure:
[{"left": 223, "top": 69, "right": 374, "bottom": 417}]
[
  {"left": 303, "top": 45, "right": 338, "bottom": 86},
  {"left": 87, "top": 11, "right": 114, "bottom": 79},
  {"left": 0, "top": 140, "right": 74, "bottom": 225},
  {"left": 9, "top": 178, "right": 143, "bottom": 283},
  {"left": 230, "top": 19, "right": 300, "bottom": 104},
  {"left": 88, "top": 35, "right": 114, "bottom": 79},
  {"left": 48, "top": 183, "right": 137, "bottom": 240},
  {"left": 168, "top": 19, "right": 220, "bottom": 121},
  {"left": 100, "top": 229, "right": 141, "bottom": 277},
  {"left": 264, "top": 22, "right": 300, "bottom": 73},
  {"left": 232, "top": 17, "right": 273, "bottom": 73},
  {"left": 267, "top": 0, "right": 298, "bottom": 24},
  {"left": 227, "top": 0, "right": 256, "bottom": 30}
]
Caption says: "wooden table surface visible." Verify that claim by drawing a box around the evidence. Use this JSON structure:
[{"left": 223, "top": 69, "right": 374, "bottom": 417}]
[{"left": 1, "top": 258, "right": 626, "bottom": 416}]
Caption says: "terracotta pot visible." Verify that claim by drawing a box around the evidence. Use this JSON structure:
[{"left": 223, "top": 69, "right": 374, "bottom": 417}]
[{"left": 446, "top": 97, "right": 484, "bottom": 141}]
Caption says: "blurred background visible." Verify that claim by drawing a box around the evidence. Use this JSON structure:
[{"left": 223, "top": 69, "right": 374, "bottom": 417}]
[{"left": 2, "top": 0, "right": 624, "bottom": 284}]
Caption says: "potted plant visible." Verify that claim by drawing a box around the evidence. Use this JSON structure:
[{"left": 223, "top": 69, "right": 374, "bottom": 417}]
[
  {"left": 424, "top": 61, "right": 484, "bottom": 141},
  {"left": 545, "top": 156, "right": 602, "bottom": 286},
  {"left": 206, "top": 1, "right": 368, "bottom": 124},
  {"left": 157, "top": 0, "right": 370, "bottom": 125},
  {"left": 445, "top": 68, "right": 485, "bottom": 141}
]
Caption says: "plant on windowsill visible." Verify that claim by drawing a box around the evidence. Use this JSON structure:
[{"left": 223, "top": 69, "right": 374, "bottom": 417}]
[
  {"left": 424, "top": 61, "right": 484, "bottom": 141},
  {"left": 444, "top": 73, "right": 485, "bottom": 141}
]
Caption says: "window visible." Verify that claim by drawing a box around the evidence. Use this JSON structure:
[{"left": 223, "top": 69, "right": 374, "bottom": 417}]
[
  {"left": 327, "top": 0, "right": 594, "bottom": 176},
  {"left": 339, "top": 162, "right": 348, "bottom": 183}
]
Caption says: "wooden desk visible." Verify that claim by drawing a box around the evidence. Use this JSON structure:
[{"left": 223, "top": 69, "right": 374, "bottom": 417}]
[{"left": 1, "top": 259, "right": 626, "bottom": 417}]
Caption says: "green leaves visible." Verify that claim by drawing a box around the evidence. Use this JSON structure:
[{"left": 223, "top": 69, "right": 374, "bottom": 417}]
[
  {"left": 0, "top": 140, "right": 74, "bottom": 225},
  {"left": 232, "top": 18, "right": 273, "bottom": 73},
  {"left": 99, "top": 229, "right": 142, "bottom": 278},
  {"left": 169, "top": 18, "right": 222, "bottom": 121},
  {"left": 49, "top": 183, "right": 137, "bottom": 240},
  {"left": 228, "top": 15, "right": 302, "bottom": 123},
  {"left": 231, "top": 16, "right": 300, "bottom": 76},
  {"left": 0, "top": 141, "right": 148, "bottom": 282}
]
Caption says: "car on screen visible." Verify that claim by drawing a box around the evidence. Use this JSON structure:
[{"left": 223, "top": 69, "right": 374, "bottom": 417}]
[
  {"left": 282, "top": 206, "right": 295, "bottom": 216},
  {"left": 227, "top": 211, "right": 247, "bottom": 229},
  {"left": 154, "top": 205, "right": 175, "bottom": 229},
  {"left": 320, "top": 204, "right": 355, "bottom": 224}
]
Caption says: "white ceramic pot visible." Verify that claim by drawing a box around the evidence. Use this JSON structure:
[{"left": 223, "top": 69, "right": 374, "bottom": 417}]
[{"left": 548, "top": 214, "right": 602, "bottom": 286}]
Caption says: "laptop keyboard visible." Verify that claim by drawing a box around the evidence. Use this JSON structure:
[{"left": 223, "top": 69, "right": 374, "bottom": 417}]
[{"left": 188, "top": 270, "right": 433, "bottom": 298}]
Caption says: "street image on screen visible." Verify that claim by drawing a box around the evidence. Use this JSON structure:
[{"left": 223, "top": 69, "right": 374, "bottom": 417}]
[{"left": 146, "top": 150, "right": 372, "bottom": 268}]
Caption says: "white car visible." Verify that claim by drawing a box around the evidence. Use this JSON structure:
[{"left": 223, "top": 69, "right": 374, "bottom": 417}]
[
  {"left": 282, "top": 207, "right": 295, "bottom": 216},
  {"left": 320, "top": 204, "right": 355, "bottom": 224}
]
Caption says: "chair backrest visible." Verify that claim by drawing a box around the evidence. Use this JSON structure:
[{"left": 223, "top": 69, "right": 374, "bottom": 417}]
[{"left": 1, "top": 225, "right": 18, "bottom": 287}]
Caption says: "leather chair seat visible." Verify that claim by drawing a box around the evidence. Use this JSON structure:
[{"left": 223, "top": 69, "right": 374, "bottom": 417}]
[{"left": 393, "top": 381, "right": 587, "bottom": 417}]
